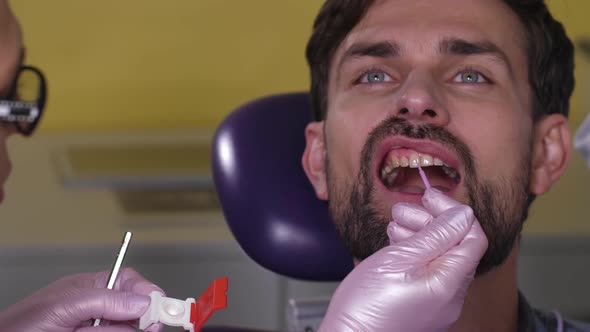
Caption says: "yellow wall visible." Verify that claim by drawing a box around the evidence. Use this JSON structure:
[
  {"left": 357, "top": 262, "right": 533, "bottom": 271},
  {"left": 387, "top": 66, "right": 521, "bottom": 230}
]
[
  {"left": 12, "top": 1, "right": 590, "bottom": 132},
  {"left": 13, "top": 1, "right": 322, "bottom": 132}
]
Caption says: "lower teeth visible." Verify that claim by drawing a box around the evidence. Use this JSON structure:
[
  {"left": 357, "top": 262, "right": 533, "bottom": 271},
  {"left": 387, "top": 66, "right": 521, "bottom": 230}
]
[
  {"left": 441, "top": 165, "right": 458, "bottom": 180},
  {"left": 385, "top": 168, "right": 400, "bottom": 186}
]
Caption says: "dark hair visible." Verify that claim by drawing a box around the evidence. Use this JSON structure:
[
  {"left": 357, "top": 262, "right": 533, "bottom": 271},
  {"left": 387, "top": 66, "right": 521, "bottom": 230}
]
[{"left": 305, "top": 0, "right": 575, "bottom": 122}]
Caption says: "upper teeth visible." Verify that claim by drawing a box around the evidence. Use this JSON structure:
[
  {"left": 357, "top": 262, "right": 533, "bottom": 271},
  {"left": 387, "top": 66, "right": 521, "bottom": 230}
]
[
  {"left": 386, "top": 153, "right": 445, "bottom": 170},
  {"left": 380, "top": 152, "right": 457, "bottom": 183}
]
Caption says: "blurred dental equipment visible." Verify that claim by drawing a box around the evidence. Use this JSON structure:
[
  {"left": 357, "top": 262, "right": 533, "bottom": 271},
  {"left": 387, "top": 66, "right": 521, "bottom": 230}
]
[{"left": 574, "top": 113, "right": 590, "bottom": 168}]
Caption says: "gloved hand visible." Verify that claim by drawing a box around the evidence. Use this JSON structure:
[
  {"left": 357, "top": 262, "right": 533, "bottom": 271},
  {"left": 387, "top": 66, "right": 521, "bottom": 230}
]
[
  {"left": 0, "top": 267, "right": 164, "bottom": 332},
  {"left": 318, "top": 188, "right": 488, "bottom": 332}
]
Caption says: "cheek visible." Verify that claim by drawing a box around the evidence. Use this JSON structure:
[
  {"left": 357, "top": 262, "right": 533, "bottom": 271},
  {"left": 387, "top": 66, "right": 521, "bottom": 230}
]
[
  {"left": 325, "top": 105, "right": 377, "bottom": 180},
  {"left": 456, "top": 110, "right": 532, "bottom": 178}
]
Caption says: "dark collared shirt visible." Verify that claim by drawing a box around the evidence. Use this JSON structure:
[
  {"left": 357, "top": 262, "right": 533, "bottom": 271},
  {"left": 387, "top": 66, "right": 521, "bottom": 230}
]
[{"left": 519, "top": 294, "right": 590, "bottom": 332}]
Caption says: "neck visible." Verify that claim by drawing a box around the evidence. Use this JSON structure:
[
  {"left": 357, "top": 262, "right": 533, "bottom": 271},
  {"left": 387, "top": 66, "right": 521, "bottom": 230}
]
[{"left": 448, "top": 242, "right": 520, "bottom": 332}]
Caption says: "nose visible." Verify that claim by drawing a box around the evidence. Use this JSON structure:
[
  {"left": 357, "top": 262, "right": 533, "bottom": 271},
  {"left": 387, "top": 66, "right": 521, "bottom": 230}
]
[{"left": 392, "top": 71, "right": 450, "bottom": 126}]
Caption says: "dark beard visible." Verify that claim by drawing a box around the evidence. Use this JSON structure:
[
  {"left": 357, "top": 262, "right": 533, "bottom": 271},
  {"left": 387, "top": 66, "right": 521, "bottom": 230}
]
[{"left": 326, "top": 117, "right": 532, "bottom": 275}]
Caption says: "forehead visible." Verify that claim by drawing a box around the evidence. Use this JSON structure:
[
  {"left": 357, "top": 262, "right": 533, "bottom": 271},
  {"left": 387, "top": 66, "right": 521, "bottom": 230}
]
[{"left": 333, "top": 0, "right": 527, "bottom": 67}]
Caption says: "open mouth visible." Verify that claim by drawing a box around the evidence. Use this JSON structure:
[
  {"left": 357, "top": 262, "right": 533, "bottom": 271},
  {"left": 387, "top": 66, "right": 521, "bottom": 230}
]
[{"left": 378, "top": 147, "right": 462, "bottom": 194}]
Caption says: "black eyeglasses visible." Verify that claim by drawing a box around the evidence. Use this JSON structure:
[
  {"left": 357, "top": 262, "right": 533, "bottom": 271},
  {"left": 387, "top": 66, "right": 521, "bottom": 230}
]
[{"left": 0, "top": 65, "right": 47, "bottom": 136}]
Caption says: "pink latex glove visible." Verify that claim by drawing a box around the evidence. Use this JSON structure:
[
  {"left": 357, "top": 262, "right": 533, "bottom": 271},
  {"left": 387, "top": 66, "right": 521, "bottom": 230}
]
[
  {"left": 318, "top": 188, "right": 488, "bottom": 332},
  {"left": 0, "top": 268, "right": 164, "bottom": 332}
]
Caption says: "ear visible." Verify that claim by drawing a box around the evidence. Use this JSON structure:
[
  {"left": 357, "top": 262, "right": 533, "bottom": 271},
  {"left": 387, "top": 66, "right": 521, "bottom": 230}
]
[
  {"left": 302, "top": 121, "right": 329, "bottom": 200},
  {"left": 530, "top": 114, "right": 571, "bottom": 195}
]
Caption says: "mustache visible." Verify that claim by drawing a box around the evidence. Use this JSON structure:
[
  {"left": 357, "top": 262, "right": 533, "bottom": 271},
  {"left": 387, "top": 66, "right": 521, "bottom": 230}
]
[{"left": 359, "top": 117, "right": 476, "bottom": 182}]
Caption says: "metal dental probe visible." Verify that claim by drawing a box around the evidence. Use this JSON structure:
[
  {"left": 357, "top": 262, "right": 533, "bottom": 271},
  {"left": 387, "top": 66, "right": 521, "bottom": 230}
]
[{"left": 92, "top": 231, "right": 133, "bottom": 327}]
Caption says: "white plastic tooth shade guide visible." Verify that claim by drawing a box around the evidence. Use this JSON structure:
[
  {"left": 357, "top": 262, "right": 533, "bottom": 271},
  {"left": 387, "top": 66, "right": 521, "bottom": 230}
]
[{"left": 139, "top": 292, "right": 196, "bottom": 331}]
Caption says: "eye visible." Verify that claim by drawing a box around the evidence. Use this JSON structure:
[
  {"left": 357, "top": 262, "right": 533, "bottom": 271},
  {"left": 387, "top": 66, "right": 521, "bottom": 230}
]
[
  {"left": 358, "top": 70, "right": 393, "bottom": 84},
  {"left": 453, "top": 70, "right": 489, "bottom": 84}
]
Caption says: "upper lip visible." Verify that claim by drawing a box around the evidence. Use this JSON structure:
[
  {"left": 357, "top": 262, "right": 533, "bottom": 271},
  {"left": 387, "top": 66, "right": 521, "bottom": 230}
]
[{"left": 374, "top": 136, "right": 462, "bottom": 178}]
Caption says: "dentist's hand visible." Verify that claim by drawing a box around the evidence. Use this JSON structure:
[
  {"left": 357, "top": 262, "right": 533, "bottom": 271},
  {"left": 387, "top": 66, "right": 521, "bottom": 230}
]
[
  {"left": 318, "top": 188, "right": 488, "bottom": 332},
  {"left": 0, "top": 268, "right": 164, "bottom": 332}
]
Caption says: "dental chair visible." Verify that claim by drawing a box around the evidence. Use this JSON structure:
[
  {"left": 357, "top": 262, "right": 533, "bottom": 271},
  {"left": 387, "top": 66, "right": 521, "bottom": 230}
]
[{"left": 207, "top": 92, "right": 354, "bottom": 331}]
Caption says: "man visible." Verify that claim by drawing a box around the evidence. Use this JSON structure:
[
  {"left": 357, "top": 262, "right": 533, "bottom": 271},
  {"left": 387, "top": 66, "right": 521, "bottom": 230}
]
[
  {"left": 0, "top": 1, "right": 164, "bottom": 331},
  {"left": 302, "top": 0, "right": 588, "bottom": 331}
]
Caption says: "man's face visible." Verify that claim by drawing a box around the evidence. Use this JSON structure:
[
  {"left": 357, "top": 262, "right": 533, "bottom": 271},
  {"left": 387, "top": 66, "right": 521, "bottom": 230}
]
[
  {"left": 303, "top": 0, "right": 569, "bottom": 274},
  {"left": 0, "top": 0, "right": 23, "bottom": 203}
]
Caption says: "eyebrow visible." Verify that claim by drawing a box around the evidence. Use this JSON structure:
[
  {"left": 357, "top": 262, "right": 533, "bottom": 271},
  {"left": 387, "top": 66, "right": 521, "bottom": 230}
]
[
  {"left": 338, "top": 41, "right": 400, "bottom": 70},
  {"left": 337, "top": 37, "right": 512, "bottom": 73},
  {"left": 439, "top": 37, "right": 511, "bottom": 70}
]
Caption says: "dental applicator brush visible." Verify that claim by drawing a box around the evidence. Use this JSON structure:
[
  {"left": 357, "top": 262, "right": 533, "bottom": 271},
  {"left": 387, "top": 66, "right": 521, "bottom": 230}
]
[{"left": 417, "top": 165, "right": 431, "bottom": 190}]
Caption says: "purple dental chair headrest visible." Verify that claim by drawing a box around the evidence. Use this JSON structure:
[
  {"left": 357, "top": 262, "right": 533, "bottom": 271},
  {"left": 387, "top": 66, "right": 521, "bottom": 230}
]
[{"left": 211, "top": 92, "right": 354, "bottom": 281}]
